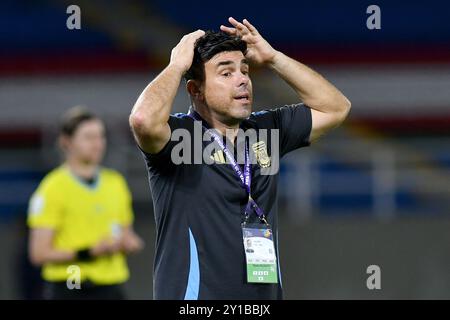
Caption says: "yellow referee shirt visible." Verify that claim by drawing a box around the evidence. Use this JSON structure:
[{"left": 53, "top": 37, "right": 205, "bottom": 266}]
[{"left": 27, "top": 165, "right": 133, "bottom": 285}]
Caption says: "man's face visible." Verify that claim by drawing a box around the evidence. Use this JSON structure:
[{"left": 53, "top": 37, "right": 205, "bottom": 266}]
[
  {"left": 65, "top": 119, "right": 106, "bottom": 165},
  {"left": 201, "top": 50, "right": 253, "bottom": 123}
]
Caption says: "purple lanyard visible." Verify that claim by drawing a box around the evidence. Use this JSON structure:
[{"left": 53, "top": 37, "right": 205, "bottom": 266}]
[{"left": 187, "top": 109, "right": 267, "bottom": 223}]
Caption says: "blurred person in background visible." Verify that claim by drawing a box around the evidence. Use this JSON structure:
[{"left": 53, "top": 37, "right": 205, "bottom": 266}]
[{"left": 27, "top": 106, "right": 144, "bottom": 300}]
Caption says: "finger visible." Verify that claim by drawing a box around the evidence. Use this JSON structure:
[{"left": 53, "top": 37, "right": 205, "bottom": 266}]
[
  {"left": 191, "top": 29, "right": 205, "bottom": 39},
  {"left": 220, "top": 25, "right": 237, "bottom": 34},
  {"left": 243, "top": 19, "right": 257, "bottom": 33},
  {"left": 188, "top": 29, "right": 204, "bottom": 35},
  {"left": 184, "top": 29, "right": 204, "bottom": 41},
  {"left": 228, "top": 17, "right": 248, "bottom": 33}
]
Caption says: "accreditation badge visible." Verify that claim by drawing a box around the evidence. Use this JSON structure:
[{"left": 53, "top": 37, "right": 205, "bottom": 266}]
[{"left": 242, "top": 224, "right": 278, "bottom": 284}]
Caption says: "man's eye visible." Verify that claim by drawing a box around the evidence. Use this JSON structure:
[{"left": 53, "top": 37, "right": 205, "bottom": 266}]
[{"left": 222, "top": 72, "right": 231, "bottom": 77}]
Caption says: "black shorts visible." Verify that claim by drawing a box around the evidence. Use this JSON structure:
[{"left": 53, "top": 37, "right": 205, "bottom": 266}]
[{"left": 42, "top": 281, "right": 126, "bottom": 300}]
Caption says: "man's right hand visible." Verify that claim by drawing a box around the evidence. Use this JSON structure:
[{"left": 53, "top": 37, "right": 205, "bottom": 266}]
[
  {"left": 169, "top": 29, "right": 205, "bottom": 73},
  {"left": 130, "top": 31, "right": 205, "bottom": 155}
]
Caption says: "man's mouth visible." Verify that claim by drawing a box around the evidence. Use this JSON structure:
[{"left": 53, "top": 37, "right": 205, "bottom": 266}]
[{"left": 234, "top": 93, "right": 250, "bottom": 102}]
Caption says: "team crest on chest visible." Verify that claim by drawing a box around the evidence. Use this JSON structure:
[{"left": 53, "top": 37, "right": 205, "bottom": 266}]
[{"left": 252, "top": 141, "right": 271, "bottom": 168}]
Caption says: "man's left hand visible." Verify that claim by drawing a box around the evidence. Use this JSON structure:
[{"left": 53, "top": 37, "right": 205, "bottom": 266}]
[{"left": 220, "top": 17, "right": 278, "bottom": 66}]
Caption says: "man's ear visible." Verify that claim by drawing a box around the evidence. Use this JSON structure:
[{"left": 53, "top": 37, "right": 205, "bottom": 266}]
[{"left": 186, "top": 80, "right": 203, "bottom": 100}]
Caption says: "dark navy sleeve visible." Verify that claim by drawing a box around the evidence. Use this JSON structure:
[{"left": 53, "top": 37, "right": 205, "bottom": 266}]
[
  {"left": 138, "top": 114, "right": 193, "bottom": 169},
  {"left": 251, "top": 103, "right": 312, "bottom": 157}
]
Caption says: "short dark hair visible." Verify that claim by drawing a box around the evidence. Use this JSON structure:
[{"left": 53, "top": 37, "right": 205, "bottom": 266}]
[
  {"left": 60, "top": 106, "right": 98, "bottom": 137},
  {"left": 184, "top": 30, "right": 247, "bottom": 82}
]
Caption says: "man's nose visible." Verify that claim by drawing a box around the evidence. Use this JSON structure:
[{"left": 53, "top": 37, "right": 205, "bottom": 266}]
[{"left": 238, "top": 73, "right": 249, "bottom": 87}]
